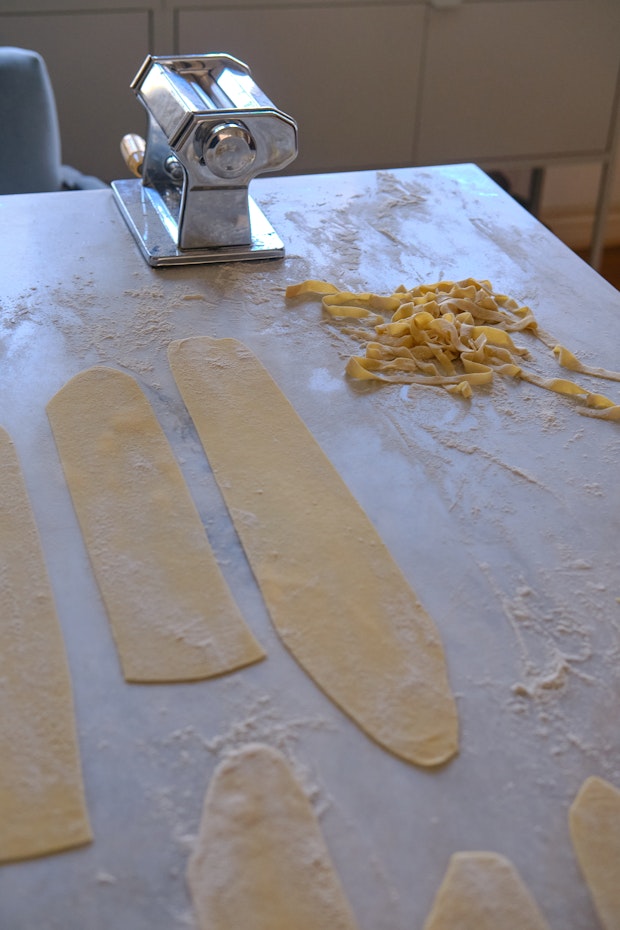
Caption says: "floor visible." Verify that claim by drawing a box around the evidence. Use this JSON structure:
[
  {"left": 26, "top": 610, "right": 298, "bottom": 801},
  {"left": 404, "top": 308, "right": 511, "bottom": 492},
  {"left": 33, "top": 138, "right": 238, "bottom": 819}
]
[{"left": 576, "top": 245, "right": 620, "bottom": 290}]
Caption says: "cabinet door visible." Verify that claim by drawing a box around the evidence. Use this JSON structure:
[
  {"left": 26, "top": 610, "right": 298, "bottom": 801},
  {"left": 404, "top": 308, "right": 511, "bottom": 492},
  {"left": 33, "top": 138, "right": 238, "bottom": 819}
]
[
  {"left": 177, "top": 4, "right": 425, "bottom": 174},
  {"left": 416, "top": 0, "right": 620, "bottom": 165},
  {"left": 0, "top": 12, "right": 150, "bottom": 182}
]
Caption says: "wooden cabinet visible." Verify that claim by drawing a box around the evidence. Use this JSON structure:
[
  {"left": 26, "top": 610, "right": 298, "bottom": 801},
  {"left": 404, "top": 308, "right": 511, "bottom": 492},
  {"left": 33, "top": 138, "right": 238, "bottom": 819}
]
[
  {"left": 1, "top": 0, "right": 618, "bottom": 260},
  {"left": 177, "top": 4, "right": 426, "bottom": 176},
  {"left": 417, "top": 1, "right": 620, "bottom": 165}
]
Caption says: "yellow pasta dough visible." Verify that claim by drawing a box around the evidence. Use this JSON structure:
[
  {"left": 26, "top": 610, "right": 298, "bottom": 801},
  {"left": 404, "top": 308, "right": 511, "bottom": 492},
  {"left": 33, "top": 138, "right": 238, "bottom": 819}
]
[
  {"left": 168, "top": 337, "right": 458, "bottom": 767},
  {"left": 47, "top": 366, "right": 265, "bottom": 683},
  {"left": 286, "top": 278, "right": 620, "bottom": 418},
  {"left": 569, "top": 776, "right": 620, "bottom": 930},
  {"left": 0, "top": 426, "right": 92, "bottom": 863},
  {"left": 187, "top": 744, "right": 360, "bottom": 930},
  {"left": 422, "top": 851, "right": 551, "bottom": 930}
]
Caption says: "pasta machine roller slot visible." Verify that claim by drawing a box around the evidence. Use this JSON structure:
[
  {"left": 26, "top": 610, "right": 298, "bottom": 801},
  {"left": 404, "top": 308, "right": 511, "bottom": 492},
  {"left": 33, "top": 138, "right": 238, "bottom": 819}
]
[{"left": 112, "top": 53, "right": 298, "bottom": 266}]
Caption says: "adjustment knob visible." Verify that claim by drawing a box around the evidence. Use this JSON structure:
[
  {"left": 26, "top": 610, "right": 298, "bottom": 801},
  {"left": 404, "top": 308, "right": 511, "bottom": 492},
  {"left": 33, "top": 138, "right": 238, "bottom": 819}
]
[{"left": 203, "top": 122, "right": 256, "bottom": 178}]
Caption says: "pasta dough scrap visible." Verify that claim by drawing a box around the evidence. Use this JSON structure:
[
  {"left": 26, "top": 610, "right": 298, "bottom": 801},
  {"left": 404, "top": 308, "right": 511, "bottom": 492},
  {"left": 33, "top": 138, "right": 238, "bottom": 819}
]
[
  {"left": 569, "top": 775, "right": 620, "bottom": 930},
  {"left": 168, "top": 337, "right": 458, "bottom": 767},
  {"left": 422, "top": 851, "right": 551, "bottom": 930},
  {"left": 0, "top": 426, "right": 92, "bottom": 863},
  {"left": 187, "top": 743, "right": 360, "bottom": 930},
  {"left": 286, "top": 278, "right": 620, "bottom": 418},
  {"left": 553, "top": 344, "right": 620, "bottom": 382},
  {"left": 46, "top": 366, "right": 265, "bottom": 683}
]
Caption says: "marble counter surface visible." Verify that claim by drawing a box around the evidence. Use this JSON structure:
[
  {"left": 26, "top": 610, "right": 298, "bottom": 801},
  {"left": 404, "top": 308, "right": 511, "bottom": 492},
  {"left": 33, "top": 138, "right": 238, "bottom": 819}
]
[{"left": 1, "top": 164, "right": 619, "bottom": 930}]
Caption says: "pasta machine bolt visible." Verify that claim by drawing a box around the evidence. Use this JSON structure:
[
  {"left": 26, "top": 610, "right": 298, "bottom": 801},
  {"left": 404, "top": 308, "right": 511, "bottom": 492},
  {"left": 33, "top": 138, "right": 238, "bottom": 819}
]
[{"left": 203, "top": 122, "right": 257, "bottom": 179}]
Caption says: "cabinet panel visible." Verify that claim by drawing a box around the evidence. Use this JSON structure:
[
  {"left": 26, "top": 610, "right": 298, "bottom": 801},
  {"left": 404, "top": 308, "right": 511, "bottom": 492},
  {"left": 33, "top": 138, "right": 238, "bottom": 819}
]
[
  {"left": 0, "top": 12, "right": 150, "bottom": 181},
  {"left": 178, "top": 4, "right": 425, "bottom": 174},
  {"left": 416, "top": 0, "right": 620, "bottom": 164}
]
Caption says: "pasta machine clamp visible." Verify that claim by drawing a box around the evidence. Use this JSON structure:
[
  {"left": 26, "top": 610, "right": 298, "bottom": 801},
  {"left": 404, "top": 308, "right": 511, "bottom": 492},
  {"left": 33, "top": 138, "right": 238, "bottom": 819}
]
[{"left": 111, "top": 53, "right": 298, "bottom": 266}]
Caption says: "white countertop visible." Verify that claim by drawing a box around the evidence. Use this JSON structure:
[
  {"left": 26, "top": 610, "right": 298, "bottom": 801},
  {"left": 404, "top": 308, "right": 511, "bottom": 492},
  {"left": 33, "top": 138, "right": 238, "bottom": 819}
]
[{"left": 1, "top": 165, "right": 619, "bottom": 930}]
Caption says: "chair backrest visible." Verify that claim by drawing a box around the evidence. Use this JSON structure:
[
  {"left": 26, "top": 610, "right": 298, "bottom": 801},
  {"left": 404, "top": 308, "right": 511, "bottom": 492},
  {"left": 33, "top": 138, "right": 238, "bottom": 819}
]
[{"left": 0, "top": 46, "right": 63, "bottom": 194}]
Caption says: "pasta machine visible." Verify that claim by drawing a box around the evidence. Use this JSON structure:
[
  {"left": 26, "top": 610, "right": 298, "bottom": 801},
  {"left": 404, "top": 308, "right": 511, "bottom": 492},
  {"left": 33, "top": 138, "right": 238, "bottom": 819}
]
[{"left": 111, "top": 53, "right": 298, "bottom": 266}]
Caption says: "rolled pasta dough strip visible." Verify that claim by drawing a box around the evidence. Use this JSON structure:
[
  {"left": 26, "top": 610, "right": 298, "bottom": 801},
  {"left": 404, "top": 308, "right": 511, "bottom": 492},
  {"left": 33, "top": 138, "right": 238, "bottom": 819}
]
[
  {"left": 187, "top": 743, "right": 360, "bottom": 930},
  {"left": 47, "top": 366, "right": 264, "bottom": 683},
  {"left": 0, "top": 427, "right": 92, "bottom": 863},
  {"left": 422, "top": 851, "right": 551, "bottom": 930},
  {"left": 569, "top": 776, "right": 620, "bottom": 930},
  {"left": 168, "top": 337, "right": 458, "bottom": 767}
]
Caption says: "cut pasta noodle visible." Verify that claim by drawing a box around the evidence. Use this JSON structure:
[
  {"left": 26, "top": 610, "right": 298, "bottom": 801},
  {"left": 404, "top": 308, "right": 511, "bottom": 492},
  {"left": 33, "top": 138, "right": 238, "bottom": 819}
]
[
  {"left": 285, "top": 278, "right": 620, "bottom": 419},
  {"left": 569, "top": 776, "right": 620, "bottom": 930},
  {"left": 187, "top": 744, "right": 360, "bottom": 930},
  {"left": 422, "top": 851, "right": 551, "bottom": 930}
]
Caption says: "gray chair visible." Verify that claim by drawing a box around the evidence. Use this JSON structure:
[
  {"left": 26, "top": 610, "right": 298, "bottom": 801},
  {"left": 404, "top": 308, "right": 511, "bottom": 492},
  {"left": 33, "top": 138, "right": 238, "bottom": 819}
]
[{"left": 0, "top": 46, "right": 106, "bottom": 194}]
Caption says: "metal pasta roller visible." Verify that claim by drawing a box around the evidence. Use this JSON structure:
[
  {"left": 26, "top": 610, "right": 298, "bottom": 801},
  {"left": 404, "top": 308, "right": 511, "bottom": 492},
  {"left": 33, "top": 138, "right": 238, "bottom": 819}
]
[{"left": 111, "top": 53, "right": 298, "bottom": 267}]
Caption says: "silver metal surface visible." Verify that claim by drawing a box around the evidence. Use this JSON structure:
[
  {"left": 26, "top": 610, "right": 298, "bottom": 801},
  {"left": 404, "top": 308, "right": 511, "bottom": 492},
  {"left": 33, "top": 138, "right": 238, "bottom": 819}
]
[
  {"left": 113, "top": 53, "right": 297, "bottom": 262},
  {"left": 111, "top": 178, "right": 285, "bottom": 266},
  {"left": 203, "top": 122, "right": 256, "bottom": 178}
]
